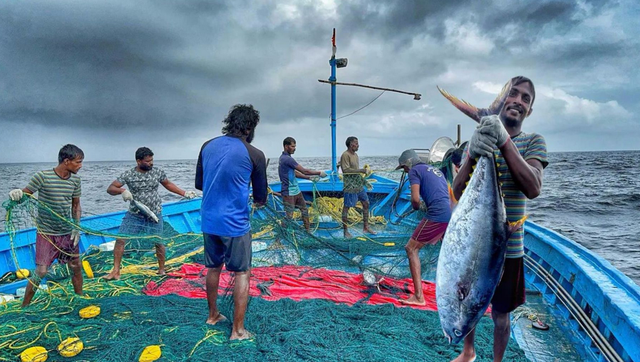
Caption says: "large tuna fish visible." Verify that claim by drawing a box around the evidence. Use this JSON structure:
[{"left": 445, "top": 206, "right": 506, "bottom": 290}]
[{"left": 435, "top": 80, "right": 522, "bottom": 344}]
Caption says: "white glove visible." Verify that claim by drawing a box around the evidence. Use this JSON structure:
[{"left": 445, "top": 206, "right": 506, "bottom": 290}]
[
  {"left": 309, "top": 176, "right": 320, "bottom": 183},
  {"left": 183, "top": 190, "right": 197, "bottom": 199},
  {"left": 468, "top": 125, "right": 497, "bottom": 159},
  {"left": 121, "top": 189, "right": 133, "bottom": 202},
  {"left": 71, "top": 229, "right": 81, "bottom": 247},
  {"left": 9, "top": 189, "right": 24, "bottom": 201},
  {"left": 364, "top": 164, "right": 372, "bottom": 176},
  {"left": 319, "top": 171, "right": 327, "bottom": 178},
  {"left": 479, "top": 115, "right": 510, "bottom": 147}
]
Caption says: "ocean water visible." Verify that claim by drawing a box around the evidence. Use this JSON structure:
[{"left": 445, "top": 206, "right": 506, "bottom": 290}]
[{"left": 1, "top": 151, "right": 639, "bottom": 286}]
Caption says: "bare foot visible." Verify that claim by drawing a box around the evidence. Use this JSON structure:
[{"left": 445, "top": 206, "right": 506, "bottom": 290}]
[
  {"left": 451, "top": 352, "right": 476, "bottom": 362},
  {"left": 104, "top": 270, "right": 121, "bottom": 280},
  {"left": 399, "top": 295, "right": 426, "bottom": 306},
  {"left": 344, "top": 231, "right": 353, "bottom": 239},
  {"left": 363, "top": 227, "right": 377, "bottom": 235},
  {"left": 206, "top": 313, "right": 227, "bottom": 325},
  {"left": 230, "top": 329, "right": 254, "bottom": 341},
  {"left": 157, "top": 269, "right": 166, "bottom": 276}
]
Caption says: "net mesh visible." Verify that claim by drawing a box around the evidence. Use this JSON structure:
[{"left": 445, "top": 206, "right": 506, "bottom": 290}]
[{"left": 0, "top": 169, "right": 529, "bottom": 361}]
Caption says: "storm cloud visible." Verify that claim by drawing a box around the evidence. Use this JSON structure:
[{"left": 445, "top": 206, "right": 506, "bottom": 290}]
[{"left": 1, "top": 0, "right": 638, "bottom": 162}]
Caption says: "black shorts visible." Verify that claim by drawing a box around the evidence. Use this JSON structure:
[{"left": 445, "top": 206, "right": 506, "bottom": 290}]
[
  {"left": 203, "top": 232, "right": 252, "bottom": 272},
  {"left": 491, "top": 257, "right": 526, "bottom": 313}
]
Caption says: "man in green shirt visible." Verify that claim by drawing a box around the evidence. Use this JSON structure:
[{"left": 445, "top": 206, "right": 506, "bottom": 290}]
[{"left": 9, "top": 144, "right": 84, "bottom": 307}]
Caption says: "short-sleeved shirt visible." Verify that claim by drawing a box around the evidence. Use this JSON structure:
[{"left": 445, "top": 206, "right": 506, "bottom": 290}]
[
  {"left": 117, "top": 167, "right": 167, "bottom": 215},
  {"left": 340, "top": 150, "right": 364, "bottom": 193},
  {"left": 196, "top": 135, "right": 268, "bottom": 237},
  {"left": 409, "top": 163, "right": 452, "bottom": 223},
  {"left": 464, "top": 132, "right": 548, "bottom": 258},
  {"left": 26, "top": 169, "right": 81, "bottom": 235},
  {"left": 279, "top": 152, "right": 301, "bottom": 196}
]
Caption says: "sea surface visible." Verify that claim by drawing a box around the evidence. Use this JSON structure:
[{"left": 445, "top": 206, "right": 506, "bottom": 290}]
[{"left": 1, "top": 151, "right": 639, "bottom": 286}]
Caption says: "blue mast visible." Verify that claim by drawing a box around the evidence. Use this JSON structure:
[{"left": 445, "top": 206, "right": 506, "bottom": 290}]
[{"left": 329, "top": 28, "right": 338, "bottom": 177}]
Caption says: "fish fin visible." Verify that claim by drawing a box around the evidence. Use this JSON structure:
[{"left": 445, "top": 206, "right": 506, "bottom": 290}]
[
  {"left": 488, "top": 80, "right": 513, "bottom": 115},
  {"left": 448, "top": 184, "right": 457, "bottom": 204},
  {"left": 506, "top": 215, "right": 528, "bottom": 238},
  {"left": 437, "top": 86, "right": 482, "bottom": 123}
]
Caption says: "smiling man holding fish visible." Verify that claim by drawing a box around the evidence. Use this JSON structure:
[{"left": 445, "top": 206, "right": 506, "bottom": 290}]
[
  {"left": 104, "top": 147, "right": 197, "bottom": 280},
  {"left": 439, "top": 76, "right": 548, "bottom": 362}
]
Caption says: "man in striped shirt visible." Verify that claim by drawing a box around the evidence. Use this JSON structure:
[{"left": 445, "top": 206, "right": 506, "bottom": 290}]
[
  {"left": 8, "top": 144, "right": 85, "bottom": 307},
  {"left": 451, "top": 76, "right": 548, "bottom": 362}
]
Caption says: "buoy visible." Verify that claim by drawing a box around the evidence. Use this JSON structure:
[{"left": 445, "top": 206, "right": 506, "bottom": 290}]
[
  {"left": 16, "top": 269, "right": 30, "bottom": 279},
  {"left": 20, "top": 346, "right": 48, "bottom": 362},
  {"left": 58, "top": 337, "right": 83, "bottom": 357},
  {"left": 79, "top": 305, "right": 101, "bottom": 319},
  {"left": 82, "top": 260, "right": 94, "bottom": 278},
  {"left": 138, "top": 345, "right": 162, "bottom": 362}
]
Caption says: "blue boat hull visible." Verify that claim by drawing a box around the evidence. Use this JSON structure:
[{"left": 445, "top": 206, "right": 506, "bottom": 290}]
[{"left": 1, "top": 174, "right": 639, "bottom": 361}]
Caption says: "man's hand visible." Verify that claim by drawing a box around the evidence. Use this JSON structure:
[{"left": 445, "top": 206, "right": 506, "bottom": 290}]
[
  {"left": 9, "top": 189, "right": 24, "bottom": 202},
  {"left": 479, "top": 115, "right": 510, "bottom": 147},
  {"left": 468, "top": 125, "right": 498, "bottom": 159},
  {"left": 121, "top": 189, "right": 133, "bottom": 202},
  {"left": 71, "top": 229, "right": 81, "bottom": 247},
  {"left": 319, "top": 171, "right": 327, "bottom": 178},
  {"left": 364, "top": 164, "right": 372, "bottom": 177},
  {"left": 183, "top": 190, "right": 197, "bottom": 199},
  {"left": 309, "top": 176, "right": 320, "bottom": 183},
  {"left": 419, "top": 201, "right": 427, "bottom": 212},
  {"left": 252, "top": 202, "right": 265, "bottom": 209}
]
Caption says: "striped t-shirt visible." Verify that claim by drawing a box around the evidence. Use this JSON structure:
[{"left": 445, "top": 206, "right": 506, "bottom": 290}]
[
  {"left": 496, "top": 132, "right": 548, "bottom": 258},
  {"left": 26, "top": 169, "right": 81, "bottom": 235}
]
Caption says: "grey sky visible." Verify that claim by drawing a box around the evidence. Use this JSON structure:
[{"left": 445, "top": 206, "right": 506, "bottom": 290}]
[{"left": 1, "top": 0, "right": 639, "bottom": 163}]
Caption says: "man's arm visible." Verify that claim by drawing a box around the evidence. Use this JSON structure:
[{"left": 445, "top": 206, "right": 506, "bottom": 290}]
[
  {"left": 71, "top": 197, "right": 81, "bottom": 223},
  {"left": 107, "top": 180, "right": 126, "bottom": 195},
  {"left": 410, "top": 184, "right": 421, "bottom": 210},
  {"left": 161, "top": 179, "right": 187, "bottom": 197},
  {"left": 294, "top": 164, "right": 322, "bottom": 177},
  {"left": 195, "top": 142, "right": 207, "bottom": 191},
  {"left": 250, "top": 150, "right": 268, "bottom": 205},
  {"left": 499, "top": 141, "right": 544, "bottom": 199}
]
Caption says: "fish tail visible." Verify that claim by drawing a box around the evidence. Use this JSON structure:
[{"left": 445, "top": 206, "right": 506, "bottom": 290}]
[{"left": 507, "top": 215, "right": 528, "bottom": 236}]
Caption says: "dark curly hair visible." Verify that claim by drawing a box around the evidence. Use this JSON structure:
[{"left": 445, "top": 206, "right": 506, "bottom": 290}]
[
  {"left": 135, "top": 147, "right": 154, "bottom": 161},
  {"left": 222, "top": 104, "right": 260, "bottom": 138}
]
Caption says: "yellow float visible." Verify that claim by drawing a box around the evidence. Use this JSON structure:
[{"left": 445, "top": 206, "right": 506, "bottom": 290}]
[
  {"left": 58, "top": 337, "right": 83, "bottom": 357},
  {"left": 139, "top": 345, "right": 162, "bottom": 362},
  {"left": 20, "top": 346, "right": 47, "bottom": 362},
  {"left": 79, "top": 305, "right": 101, "bottom": 319}
]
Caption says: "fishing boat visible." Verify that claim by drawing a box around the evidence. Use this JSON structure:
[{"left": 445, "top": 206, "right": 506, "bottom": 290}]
[{"left": 1, "top": 31, "right": 639, "bottom": 362}]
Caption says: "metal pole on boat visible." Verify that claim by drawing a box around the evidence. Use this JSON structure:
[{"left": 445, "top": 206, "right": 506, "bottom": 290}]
[
  {"left": 329, "top": 29, "right": 337, "bottom": 177},
  {"left": 329, "top": 28, "right": 347, "bottom": 178}
]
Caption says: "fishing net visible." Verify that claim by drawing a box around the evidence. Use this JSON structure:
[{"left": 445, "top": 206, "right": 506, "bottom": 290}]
[{"left": 0, "top": 168, "right": 529, "bottom": 361}]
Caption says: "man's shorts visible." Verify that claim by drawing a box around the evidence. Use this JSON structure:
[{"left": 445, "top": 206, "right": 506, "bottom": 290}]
[
  {"left": 35, "top": 233, "right": 79, "bottom": 267},
  {"left": 491, "top": 257, "right": 526, "bottom": 313},
  {"left": 344, "top": 188, "right": 369, "bottom": 208},
  {"left": 283, "top": 193, "right": 308, "bottom": 217},
  {"left": 203, "top": 232, "right": 252, "bottom": 272},
  {"left": 118, "top": 211, "right": 164, "bottom": 243},
  {"left": 411, "top": 219, "right": 448, "bottom": 245}
]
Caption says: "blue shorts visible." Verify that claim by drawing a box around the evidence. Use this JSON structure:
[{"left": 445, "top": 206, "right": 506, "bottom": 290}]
[
  {"left": 203, "top": 232, "right": 252, "bottom": 272},
  {"left": 344, "top": 189, "right": 369, "bottom": 208},
  {"left": 118, "top": 211, "right": 164, "bottom": 243}
]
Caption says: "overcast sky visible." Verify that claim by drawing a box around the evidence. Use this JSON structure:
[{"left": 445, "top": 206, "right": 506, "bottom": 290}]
[{"left": 1, "top": 0, "right": 639, "bottom": 163}]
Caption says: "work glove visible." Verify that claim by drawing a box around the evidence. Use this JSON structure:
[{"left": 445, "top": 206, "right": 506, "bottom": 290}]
[
  {"left": 309, "top": 176, "right": 320, "bottom": 183},
  {"left": 419, "top": 201, "right": 427, "bottom": 212},
  {"left": 468, "top": 126, "right": 498, "bottom": 159},
  {"left": 479, "top": 115, "right": 510, "bottom": 148},
  {"left": 9, "top": 189, "right": 24, "bottom": 202},
  {"left": 319, "top": 171, "right": 327, "bottom": 178},
  {"left": 121, "top": 189, "right": 133, "bottom": 202},
  {"left": 71, "top": 229, "right": 81, "bottom": 248},
  {"left": 183, "top": 190, "right": 197, "bottom": 199}
]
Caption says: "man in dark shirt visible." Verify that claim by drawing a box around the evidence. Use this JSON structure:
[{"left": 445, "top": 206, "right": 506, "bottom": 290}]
[
  {"left": 395, "top": 149, "right": 451, "bottom": 306},
  {"left": 279, "top": 136, "right": 327, "bottom": 231},
  {"left": 196, "top": 104, "right": 267, "bottom": 341}
]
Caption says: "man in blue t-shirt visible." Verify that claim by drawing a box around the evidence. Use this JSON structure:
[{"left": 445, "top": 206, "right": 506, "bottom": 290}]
[
  {"left": 195, "top": 104, "right": 267, "bottom": 341},
  {"left": 279, "top": 137, "right": 327, "bottom": 231},
  {"left": 395, "top": 149, "right": 452, "bottom": 306}
]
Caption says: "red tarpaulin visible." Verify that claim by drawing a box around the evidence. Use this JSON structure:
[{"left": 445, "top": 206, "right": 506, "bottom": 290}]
[{"left": 143, "top": 263, "right": 439, "bottom": 311}]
